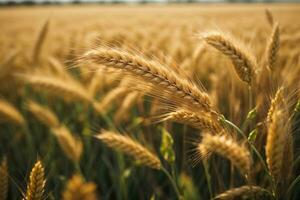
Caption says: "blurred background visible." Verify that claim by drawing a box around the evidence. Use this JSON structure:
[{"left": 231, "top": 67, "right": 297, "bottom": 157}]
[{"left": 0, "top": 0, "right": 300, "bottom": 6}]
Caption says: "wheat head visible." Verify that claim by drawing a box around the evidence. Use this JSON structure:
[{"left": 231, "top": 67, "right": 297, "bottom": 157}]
[
  {"left": 0, "top": 98, "right": 25, "bottom": 125},
  {"left": 266, "top": 22, "right": 280, "bottom": 71},
  {"left": 83, "top": 47, "right": 216, "bottom": 116},
  {"left": 27, "top": 100, "right": 60, "bottom": 128},
  {"left": 62, "top": 175, "right": 97, "bottom": 200},
  {"left": 198, "top": 133, "right": 251, "bottom": 176},
  {"left": 51, "top": 125, "right": 83, "bottom": 163},
  {"left": 214, "top": 185, "right": 269, "bottom": 200},
  {"left": 202, "top": 31, "right": 257, "bottom": 84},
  {"left": 24, "top": 160, "right": 45, "bottom": 200},
  {"left": 0, "top": 158, "right": 8, "bottom": 200},
  {"left": 96, "top": 130, "right": 161, "bottom": 170}
]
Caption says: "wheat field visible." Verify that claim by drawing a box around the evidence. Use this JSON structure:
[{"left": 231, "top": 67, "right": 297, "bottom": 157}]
[{"left": 0, "top": 3, "right": 300, "bottom": 200}]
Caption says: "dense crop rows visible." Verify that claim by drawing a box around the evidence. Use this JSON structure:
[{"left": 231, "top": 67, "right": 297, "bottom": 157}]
[{"left": 0, "top": 4, "right": 300, "bottom": 200}]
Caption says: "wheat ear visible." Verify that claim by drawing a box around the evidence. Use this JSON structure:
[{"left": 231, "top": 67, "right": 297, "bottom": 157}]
[
  {"left": 96, "top": 130, "right": 161, "bottom": 170},
  {"left": 214, "top": 185, "right": 269, "bottom": 200},
  {"left": 48, "top": 56, "right": 73, "bottom": 80},
  {"left": 267, "top": 87, "right": 284, "bottom": 123},
  {"left": 32, "top": 19, "right": 49, "bottom": 63},
  {"left": 114, "top": 91, "right": 140, "bottom": 123},
  {"left": 266, "top": 22, "right": 280, "bottom": 71},
  {"left": 18, "top": 74, "right": 92, "bottom": 103},
  {"left": 51, "top": 125, "right": 83, "bottom": 163},
  {"left": 0, "top": 50, "right": 19, "bottom": 80},
  {"left": 161, "top": 109, "right": 223, "bottom": 133},
  {"left": 93, "top": 86, "right": 128, "bottom": 114},
  {"left": 27, "top": 100, "right": 60, "bottom": 128},
  {"left": 62, "top": 175, "right": 97, "bottom": 200},
  {"left": 265, "top": 9, "right": 274, "bottom": 26},
  {"left": 198, "top": 133, "right": 251, "bottom": 176},
  {"left": 202, "top": 31, "right": 256, "bottom": 84},
  {"left": 24, "top": 160, "right": 45, "bottom": 200},
  {"left": 266, "top": 110, "right": 290, "bottom": 180},
  {"left": 83, "top": 47, "right": 215, "bottom": 115},
  {"left": 0, "top": 98, "right": 25, "bottom": 125},
  {"left": 266, "top": 87, "right": 293, "bottom": 195},
  {"left": 0, "top": 158, "right": 8, "bottom": 200}
]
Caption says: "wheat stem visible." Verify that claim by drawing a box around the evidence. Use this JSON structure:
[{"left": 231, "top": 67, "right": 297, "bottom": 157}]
[{"left": 161, "top": 167, "right": 183, "bottom": 200}]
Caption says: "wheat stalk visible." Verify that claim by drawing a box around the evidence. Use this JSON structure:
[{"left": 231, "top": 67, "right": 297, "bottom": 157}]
[
  {"left": 0, "top": 158, "right": 8, "bottom": 200},
  {"left": 0, "top": 98, "right": 25, "bottom": 125},
  {"left": 96, "top": 130, "right": 161, "bottom": 170},
  {"left": 27, "top": 100, "right": 60, "bottom": 128},
  {"left": 23, "top": 160, "right": 45, "bottom": 200},
  {"left": 62, "top": 175, "right": 97, "bottom": 200},
  {"left": 214, "top": 185, "right": 269, "bottom": 200},
  {"left": 83, "top": 47, "right": 216, "bottom": 116},
  {"left": 202, "top": 31, "right": 257, "bottom": 84},
  {"left": 198, "top": 133, "right": 251, "bottom": 176},
  {"left": 266, "top": 22, "right": 280, "bottom": 71}
]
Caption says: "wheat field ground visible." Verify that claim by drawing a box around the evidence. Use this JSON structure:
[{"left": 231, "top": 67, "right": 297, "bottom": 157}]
[{"left": 0, "top": 3, "right": 300, "bottom": 200}]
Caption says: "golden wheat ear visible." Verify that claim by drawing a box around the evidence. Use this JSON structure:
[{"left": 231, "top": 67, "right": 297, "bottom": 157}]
[
  {"left": 266, "top": 22, "right": 280, "bottom": 71},
  {"left": 201, "top": 31, "right": 257, "bottom": 85},
  {"left": 62, "top": 175, "right": 97, "bottom": 200},
  {"left": 93, "top": 85, "right": 128, "bottom": 115},
  {"left": 114, "top": 91, "right": 140, "bottom": 123},
  {"left": 0, "top": 49, "right": 19, "bottom": 80},
  {"left": 32, "top": 19, "right": 50, "bottom": 63},
  {"left": 23, "top": 160, "right": 45, "bottom": 200},
  {"left": 82, "top": 47, "right": 217, "bottom": 116},
  {"left": 214, "top": 185, "right": 270, "bottom": 200},
  {"left": 51, "top": 125, "right": 83, "bottom": 163},
  {"left": 0, "top": 98, "right": 25, "bottom": 126},
  {"left": 266, "top": 90, "right": 293, "bottom": 194},
  {"left": 95, "top": 130, "right": 161, "bottom": 170},
  {"left": 265, "top": 9, "right": 274, "bottom": 26},
  {"left": 26, "top": 100, "right": 60, "bottom": 128},
  {"left": 16, "top": 73, "right": 92, "bottom": 104},
  {"left": 159, "top": 108, "right": 223, "bottom": 133},
  {"left": 0, "top": 158, "right": 8, "bottom": 200},
  {"left": 198, "top": 133, "right": 251, "bottom": 177}
]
